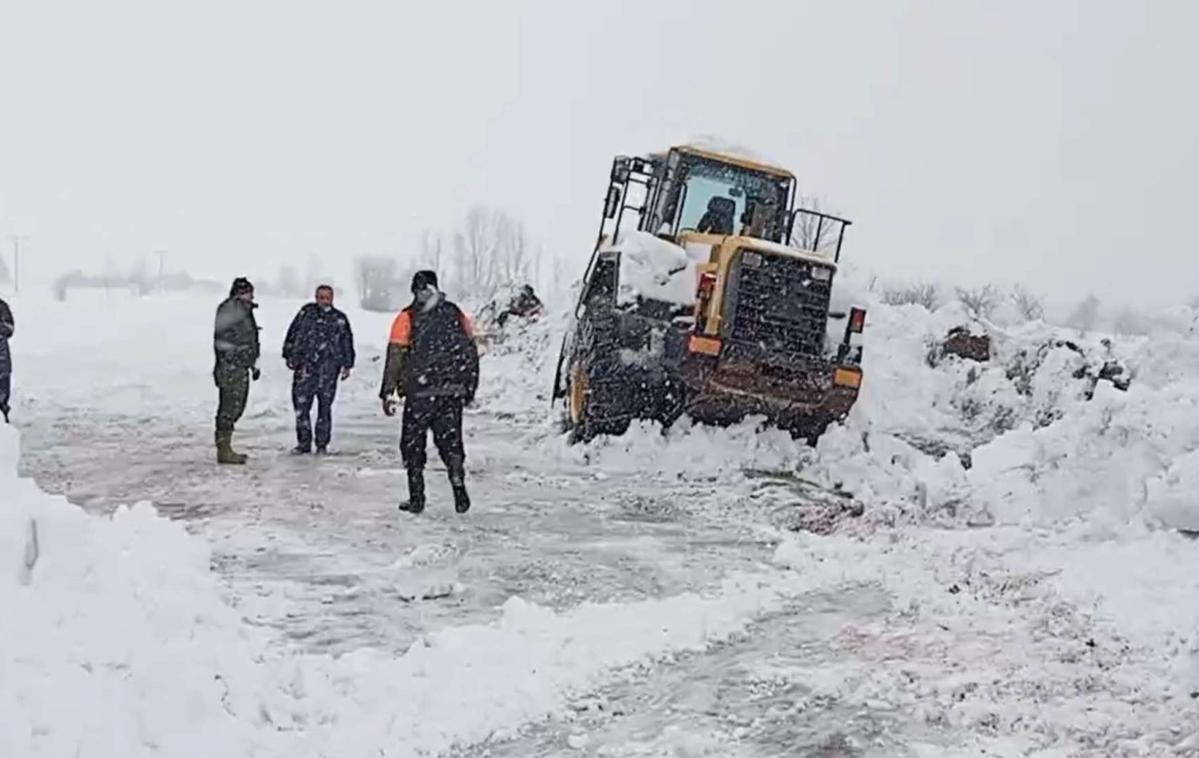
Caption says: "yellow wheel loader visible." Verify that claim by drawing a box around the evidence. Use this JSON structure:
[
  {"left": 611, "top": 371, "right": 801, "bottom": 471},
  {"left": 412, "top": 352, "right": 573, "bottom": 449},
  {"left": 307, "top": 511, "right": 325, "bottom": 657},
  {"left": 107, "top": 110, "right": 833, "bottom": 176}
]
[{"left": 552, "top": 145, "right": 866, "bottom": 444}]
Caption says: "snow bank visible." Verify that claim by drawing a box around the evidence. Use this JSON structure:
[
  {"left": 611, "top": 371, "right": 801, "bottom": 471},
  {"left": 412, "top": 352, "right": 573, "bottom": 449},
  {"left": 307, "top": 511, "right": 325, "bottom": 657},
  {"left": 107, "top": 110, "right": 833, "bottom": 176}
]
[
  {"left": 557, "top": 417, "right": 802, "bottom": 481},
  {"left": 799, "top": 298, "right": 1199, "bottom": 530},
  {"left": 0, "top": 424, "right": 286, "bottom": 757},
  {"left": 493, "top": 273, "right": 1199, "bottom": 533},
  {"left": 2, "top": 423, "right": 805, "bottom": 757}
]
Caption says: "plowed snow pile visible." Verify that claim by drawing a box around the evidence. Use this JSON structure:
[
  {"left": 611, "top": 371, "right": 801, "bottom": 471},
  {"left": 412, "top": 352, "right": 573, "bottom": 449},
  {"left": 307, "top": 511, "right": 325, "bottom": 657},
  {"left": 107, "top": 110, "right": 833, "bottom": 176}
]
[
  {"left": 534, "top": 290, "right": 1199, "bottom": 533},
  {"left": 811, "top": 297, "right": 1199, "bottom": 532}
]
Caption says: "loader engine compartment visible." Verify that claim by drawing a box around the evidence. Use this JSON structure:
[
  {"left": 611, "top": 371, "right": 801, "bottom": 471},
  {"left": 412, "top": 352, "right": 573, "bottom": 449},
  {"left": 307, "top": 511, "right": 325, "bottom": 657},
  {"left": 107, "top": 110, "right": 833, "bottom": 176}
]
[{"left": 725, "top": 249, "right": 834, "bottom": 358}]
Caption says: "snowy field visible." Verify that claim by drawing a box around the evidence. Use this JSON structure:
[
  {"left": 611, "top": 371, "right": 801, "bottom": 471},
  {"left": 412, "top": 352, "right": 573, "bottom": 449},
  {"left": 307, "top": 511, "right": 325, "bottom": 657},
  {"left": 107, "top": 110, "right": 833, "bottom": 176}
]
[{"left": 4, "top": 288, "right": 1199, "bottom": 757}]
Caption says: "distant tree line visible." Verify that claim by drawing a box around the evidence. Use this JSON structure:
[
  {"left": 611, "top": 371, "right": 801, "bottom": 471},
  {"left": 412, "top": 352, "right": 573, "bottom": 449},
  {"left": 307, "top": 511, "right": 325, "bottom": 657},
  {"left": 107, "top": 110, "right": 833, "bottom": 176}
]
[{"left": 355, "top": 204, "right": 548, "bottom": 312}]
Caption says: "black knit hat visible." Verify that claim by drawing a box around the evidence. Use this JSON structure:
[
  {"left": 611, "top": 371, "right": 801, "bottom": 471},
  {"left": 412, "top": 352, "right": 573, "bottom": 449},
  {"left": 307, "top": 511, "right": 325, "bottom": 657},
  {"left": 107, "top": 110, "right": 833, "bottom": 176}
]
[
  {"left": 229, "top": 277, "right": 254, "bottom": 297},
  {"left": 411, "top": 270, "right": 438, "bottom": 294}
]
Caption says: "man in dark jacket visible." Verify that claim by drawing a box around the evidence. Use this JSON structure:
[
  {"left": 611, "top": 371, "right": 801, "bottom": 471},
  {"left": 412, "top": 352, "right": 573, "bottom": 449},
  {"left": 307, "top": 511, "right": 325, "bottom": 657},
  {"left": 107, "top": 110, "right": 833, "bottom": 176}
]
[
  {"left": 0, "top": 297, "right": 13, "bottom": 423},
  {"left": 380, "top": 270, "right": 479, "bottom": 514},
  {"left": 213, "top": 277, "right": 261, "bottom": 464},
  {"left": 282, "top": 284, "right": 355, "bottom": 454},
  {"left": 697, "top": 196, "right": 735, "bottom": 235}
]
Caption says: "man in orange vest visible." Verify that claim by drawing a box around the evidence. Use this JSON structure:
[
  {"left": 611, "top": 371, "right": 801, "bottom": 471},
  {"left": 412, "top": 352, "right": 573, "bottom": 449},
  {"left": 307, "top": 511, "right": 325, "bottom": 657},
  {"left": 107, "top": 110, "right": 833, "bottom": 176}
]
[{"left": 380, "top": 271, "right": 478, "bottom": 514}]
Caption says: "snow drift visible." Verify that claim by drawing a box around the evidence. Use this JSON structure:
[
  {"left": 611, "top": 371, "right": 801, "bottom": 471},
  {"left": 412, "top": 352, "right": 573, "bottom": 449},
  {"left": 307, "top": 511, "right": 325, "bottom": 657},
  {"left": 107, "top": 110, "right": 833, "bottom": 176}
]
[
  {"left": 523, "top": 287, "right": 1199, "bottom": 532},
  {"left": 0, "top": 424, "right": 285, "bottom": 757},
  {"left": 806, "top": 296, "right": 1199, "bottom": 531}
]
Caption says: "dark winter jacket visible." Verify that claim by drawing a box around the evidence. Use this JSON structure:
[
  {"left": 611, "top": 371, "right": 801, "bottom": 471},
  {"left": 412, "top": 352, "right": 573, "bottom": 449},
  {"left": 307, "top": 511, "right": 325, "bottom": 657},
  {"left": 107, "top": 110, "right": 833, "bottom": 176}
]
[
  {"left": 213, "top": 297, "right": 260, "bottom": 370},
  {"left": 380, "top": 294, "right": 479, "bottom": 400},
  {"left": 282, "top": 303, "right": 355, "bottom": 371},
  {"left": 697, "top": 197, "right": 735, "bottom": 235},
  {"left": 0, "top": 298, "right": 13, "bottom": 376}
]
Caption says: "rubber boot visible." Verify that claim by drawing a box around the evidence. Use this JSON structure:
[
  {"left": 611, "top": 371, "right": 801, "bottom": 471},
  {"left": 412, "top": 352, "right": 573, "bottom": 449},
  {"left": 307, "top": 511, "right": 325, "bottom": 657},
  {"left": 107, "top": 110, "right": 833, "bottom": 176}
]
[
  {"left": 216, "top": 430, "right": 247, "bottom": 465},
  {"left": 228, "top": 430, "right": 249, "bottom": 463},
  {"left": 399, "top": 468, "right": 426, "bottom": 513},
  {"left": 448, "top": 459, "right": 471, "bottom": 514}
]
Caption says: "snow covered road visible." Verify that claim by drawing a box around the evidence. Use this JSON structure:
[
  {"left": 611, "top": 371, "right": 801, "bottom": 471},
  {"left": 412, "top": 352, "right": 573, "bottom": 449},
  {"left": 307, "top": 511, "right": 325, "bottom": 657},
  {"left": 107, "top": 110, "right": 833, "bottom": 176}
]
[{"left": 7, "top": 292, "right": 1199, "bottom": 756}]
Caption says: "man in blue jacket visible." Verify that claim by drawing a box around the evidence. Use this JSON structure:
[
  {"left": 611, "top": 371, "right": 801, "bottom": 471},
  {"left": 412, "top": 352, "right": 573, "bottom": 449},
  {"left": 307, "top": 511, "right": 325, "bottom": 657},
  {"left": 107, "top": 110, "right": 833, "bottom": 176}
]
[{"left": 283, "top": 285, "right": 355, "bottom": 454}]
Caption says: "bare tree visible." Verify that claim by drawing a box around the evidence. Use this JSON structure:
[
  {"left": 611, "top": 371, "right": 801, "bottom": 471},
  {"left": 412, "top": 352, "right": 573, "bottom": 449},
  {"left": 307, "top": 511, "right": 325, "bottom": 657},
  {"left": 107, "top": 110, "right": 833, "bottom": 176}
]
[
  {"left": 881, "top": 281, "right": 941, "bottom": 310},
  {"left": 955, "top": 284, "right": 1001, "bottom": 321},
  {"left": 1113, "top": 307, "right": 1152, "bottom": 336},
  {"left": 788, "top": 196, "right": 842, "bottom": 253},
  {"left": 1010, "top": 285, "right": 1045, "bottom": 321},
  {"left": 529, "top": 243, "right": 547, "bottom": 294},
  {"left": 418, "top": 230, "right": 445, "bottom": 274},
  {"left": 551, "top": 254, "right": 571, "bottom": 298},
  {"left": 1066, "top": 294, "right": 1101, "bottom": 333},
  {"left": 354, "top": 256, "right": 399, "bottom": 312},
  {"left": 495, "top": 213, "right": 533, "bottom": 287},
  {"left": 451, "top": 206, "right": 534, "bottom": 301},
  {"left": 453, "top": 206, "right": 497, "bottom": 299}
]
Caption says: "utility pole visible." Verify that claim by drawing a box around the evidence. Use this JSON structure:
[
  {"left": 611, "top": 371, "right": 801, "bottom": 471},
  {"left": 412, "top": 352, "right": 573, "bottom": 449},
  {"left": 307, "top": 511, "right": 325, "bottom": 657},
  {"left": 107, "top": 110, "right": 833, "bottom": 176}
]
[{"left": 8, "top": 235, "right": 28, "bottom": 295}]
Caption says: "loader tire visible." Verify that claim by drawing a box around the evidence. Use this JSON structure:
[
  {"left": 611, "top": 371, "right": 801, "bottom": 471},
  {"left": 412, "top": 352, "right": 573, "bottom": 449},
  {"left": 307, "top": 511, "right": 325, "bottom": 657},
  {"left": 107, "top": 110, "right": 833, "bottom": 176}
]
[{"left": 565, "top": 359, "right": 629, "bottom": 444}]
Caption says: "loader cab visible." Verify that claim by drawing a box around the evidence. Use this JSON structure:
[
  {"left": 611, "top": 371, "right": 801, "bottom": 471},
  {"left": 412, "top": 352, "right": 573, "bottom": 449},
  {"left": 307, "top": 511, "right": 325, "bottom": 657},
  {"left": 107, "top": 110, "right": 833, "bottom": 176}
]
[
  {"left": 594, "top": 147, "right": 794, "bottom": 250},
  {"left": 646, "top": 147, "right": 794, "bottom": 245},
  {"left": 595, "top": 146, "right": 853, "bottom": 261}
]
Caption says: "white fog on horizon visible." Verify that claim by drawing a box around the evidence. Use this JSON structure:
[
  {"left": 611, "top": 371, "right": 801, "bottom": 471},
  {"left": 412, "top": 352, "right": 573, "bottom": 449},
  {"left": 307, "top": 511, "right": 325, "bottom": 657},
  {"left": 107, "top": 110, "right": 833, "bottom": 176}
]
[{"left": 0, "top": 0, "right": 1195, "bottom": 307}]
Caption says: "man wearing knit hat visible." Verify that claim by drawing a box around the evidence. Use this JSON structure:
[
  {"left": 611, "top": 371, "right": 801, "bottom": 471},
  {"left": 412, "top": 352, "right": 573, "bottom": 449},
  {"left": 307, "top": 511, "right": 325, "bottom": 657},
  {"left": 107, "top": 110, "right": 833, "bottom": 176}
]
[
  {"left": 213, "top": 277, "right": 261, "bottom": 464},
  {"left": 380, "top": 270, "right": 479, "bottom": 514}
]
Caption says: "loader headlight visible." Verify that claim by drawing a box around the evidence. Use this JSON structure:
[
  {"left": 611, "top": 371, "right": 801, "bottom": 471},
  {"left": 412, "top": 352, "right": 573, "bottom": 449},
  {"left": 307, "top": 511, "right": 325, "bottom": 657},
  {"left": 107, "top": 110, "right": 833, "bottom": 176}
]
[{"left": 833, "top": 367, "right": 862, "bottom": 389}]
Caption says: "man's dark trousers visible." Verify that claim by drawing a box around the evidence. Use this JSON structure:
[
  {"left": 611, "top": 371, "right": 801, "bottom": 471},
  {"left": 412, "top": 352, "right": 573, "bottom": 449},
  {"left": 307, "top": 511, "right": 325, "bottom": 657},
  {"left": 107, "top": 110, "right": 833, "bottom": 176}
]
[
  {"left": 293, "top": 362, "right": 340, "bottom": 450},
  {"left": 400, "top": 394, "right": 465, "bottom": 470}
]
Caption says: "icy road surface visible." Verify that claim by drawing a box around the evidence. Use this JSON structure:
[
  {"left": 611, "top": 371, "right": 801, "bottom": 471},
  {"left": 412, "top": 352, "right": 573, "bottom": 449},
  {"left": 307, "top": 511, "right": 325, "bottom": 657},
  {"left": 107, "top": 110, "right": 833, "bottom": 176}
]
[
  {"left": 19, "top": 389, "right": 945, "bottom": 755},
  {"left": 12, "top": 292, "right": 1198, "bottom": 756}
]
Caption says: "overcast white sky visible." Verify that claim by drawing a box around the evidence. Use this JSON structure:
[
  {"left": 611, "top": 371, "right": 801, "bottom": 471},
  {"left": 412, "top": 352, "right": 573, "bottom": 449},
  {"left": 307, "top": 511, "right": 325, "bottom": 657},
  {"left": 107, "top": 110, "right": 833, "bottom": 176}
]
[{"left": 1, "top": 0, "right": 1195, "bottom": 304}]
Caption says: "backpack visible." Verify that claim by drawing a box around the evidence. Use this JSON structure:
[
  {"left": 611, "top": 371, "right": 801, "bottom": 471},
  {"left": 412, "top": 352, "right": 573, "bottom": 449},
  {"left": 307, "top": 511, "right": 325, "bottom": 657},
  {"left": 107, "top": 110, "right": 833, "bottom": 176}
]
[{"left": 405, "top": 299, "right": 477, "bottom": 396}]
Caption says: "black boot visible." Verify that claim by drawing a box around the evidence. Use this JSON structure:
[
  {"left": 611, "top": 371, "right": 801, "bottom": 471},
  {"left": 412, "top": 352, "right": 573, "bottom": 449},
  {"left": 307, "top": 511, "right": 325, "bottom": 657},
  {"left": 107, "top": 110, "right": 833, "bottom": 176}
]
[
  {"left": 399, "top": 468, "right": 426, "bottom": 514},
  {"left": 448, "top": 459, "right": 471, "bottom": 514}
]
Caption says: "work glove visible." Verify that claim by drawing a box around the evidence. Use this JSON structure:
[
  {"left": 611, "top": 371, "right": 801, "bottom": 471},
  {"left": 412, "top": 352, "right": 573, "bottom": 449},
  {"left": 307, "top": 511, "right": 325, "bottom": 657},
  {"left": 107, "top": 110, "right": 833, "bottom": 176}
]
[
  {"left": 381, "top": 396, "right": 396, "bottom": 417},
  {"left": 340, "top": 367, "right": 352, "bottom": 381},
  {"left": 251, "top": 366, "right": 261, "bottom": 382}
]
